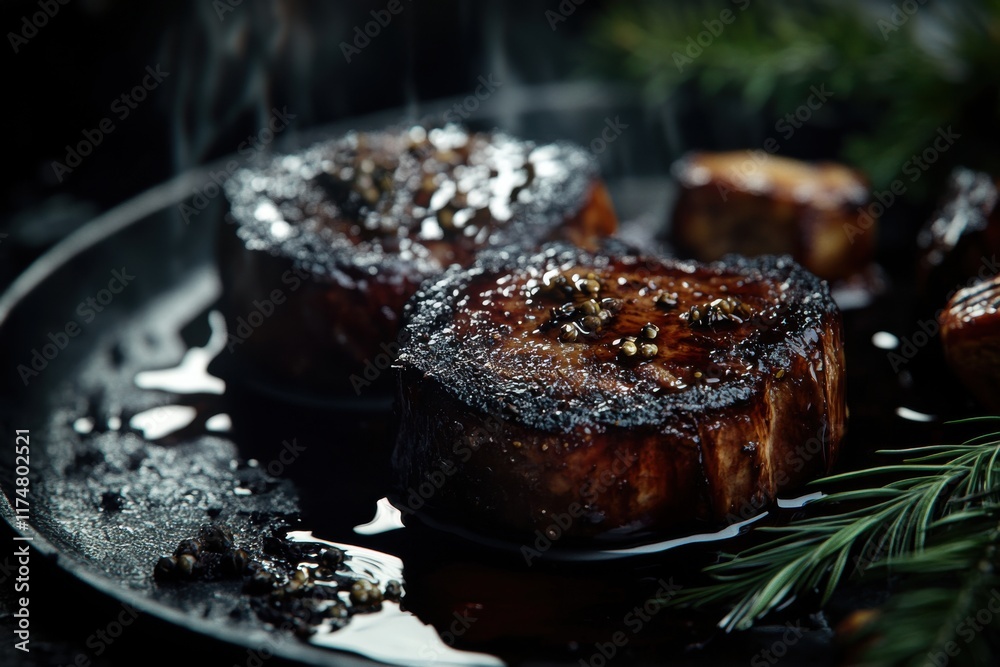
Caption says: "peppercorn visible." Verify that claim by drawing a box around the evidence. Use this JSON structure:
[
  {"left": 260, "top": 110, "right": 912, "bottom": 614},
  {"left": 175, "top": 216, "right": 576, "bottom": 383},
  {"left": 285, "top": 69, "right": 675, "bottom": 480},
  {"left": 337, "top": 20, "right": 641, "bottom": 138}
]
[
  {"left": 153, "top": 556, "right": 177, "bottom": 581},
  {"left": 350, "top": 579, "right": 384, "bottom": 609},
  {"left": 620, "top": 339, "right": 638, "bottom": 357},
  {"left": 559, "top": 323, "right": 579, "bottom": 342},
  {"left": 176, "top": 553, "right": 198, "bottom": 578},
  {"left": 384, "top": 580, "right": 403, "bottom": 601},
  {"left": 654, "top": 292, "right": 679, "bottom": 309},
  {"left": 319, "top": 547, "right": 346, "bottom": 570}
]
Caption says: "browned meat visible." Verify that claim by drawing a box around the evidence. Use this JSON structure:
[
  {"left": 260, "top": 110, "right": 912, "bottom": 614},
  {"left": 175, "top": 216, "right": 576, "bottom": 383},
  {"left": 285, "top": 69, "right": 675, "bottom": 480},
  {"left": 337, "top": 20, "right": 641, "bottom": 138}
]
[
  {"left": 917, "top": 168, "right": 1000, "bottom": 306},
  {"left": 670, "top": 151, "right": 873, "bottom": 282},
  {"left": 939, "top": 275, "right": 1000, "bottom": 411},
  {"left": 392, "top": 242, "right": 846, "bottom": 541},
  {"left": 218, "top": 126, "right": 617, "bottom": 394}
]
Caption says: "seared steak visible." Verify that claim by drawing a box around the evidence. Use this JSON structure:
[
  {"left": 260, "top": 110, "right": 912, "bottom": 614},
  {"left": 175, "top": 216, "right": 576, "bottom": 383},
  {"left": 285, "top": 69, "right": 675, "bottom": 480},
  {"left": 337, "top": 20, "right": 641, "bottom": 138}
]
[
  {"left": 917, "top": 168, "right": 1000, "bottom": 306},
  {"left": 670, "top": 151, "right": 872, "bottom": 282},
  {"left": 392, "top": 242, "right": 846, "bottom": 541},
  {"left": 218, "top": 126, "right": 617, "bottom": 394},
  {"left": 940, "top": 275, "right": 1000, "bottom": 411}
]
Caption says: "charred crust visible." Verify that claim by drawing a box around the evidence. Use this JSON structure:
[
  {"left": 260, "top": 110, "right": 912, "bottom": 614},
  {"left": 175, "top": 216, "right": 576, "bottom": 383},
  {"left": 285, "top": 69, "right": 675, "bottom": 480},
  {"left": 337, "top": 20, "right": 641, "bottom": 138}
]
[
  {"left": 396, "top": 242, "right": 842, "bottom": 433},
  {"left": 392, "top": 242, "right": 845, "bottom": 538},
  {"left": 217, "top": 125, "right": 616, "bottom": 392},
  {"left": 223, "top": 125, "right": 605, "bottom": 286}
]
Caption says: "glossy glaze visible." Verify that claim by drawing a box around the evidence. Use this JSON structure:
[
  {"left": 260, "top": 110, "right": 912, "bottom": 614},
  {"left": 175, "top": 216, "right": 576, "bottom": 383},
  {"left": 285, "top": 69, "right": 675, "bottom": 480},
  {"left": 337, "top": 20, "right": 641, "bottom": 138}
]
[
  {"left": 917, "top": 167, "right": 1000, "bottom": 307},
  {"left": 394, "top": 243, "right": 847, "bottom": 539},
  {"left": 219, "top": 125, "right": 617, "bottom": 394},
  {"left": 670, "top": 151, "right": 872, "bottom": 282},
  {"left": 940, "top": 275, "right": 1000, "bottom": 411}
]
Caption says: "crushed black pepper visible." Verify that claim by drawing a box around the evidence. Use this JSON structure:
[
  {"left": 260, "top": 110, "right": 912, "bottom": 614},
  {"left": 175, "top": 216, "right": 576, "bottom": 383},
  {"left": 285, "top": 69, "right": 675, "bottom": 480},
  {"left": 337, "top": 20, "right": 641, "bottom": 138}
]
[
  {"left": 684, "top": 296, "right": 753, "bottom": 327},
  {"left": 153, "top": 523, "right": 402, "bottom": 639}
]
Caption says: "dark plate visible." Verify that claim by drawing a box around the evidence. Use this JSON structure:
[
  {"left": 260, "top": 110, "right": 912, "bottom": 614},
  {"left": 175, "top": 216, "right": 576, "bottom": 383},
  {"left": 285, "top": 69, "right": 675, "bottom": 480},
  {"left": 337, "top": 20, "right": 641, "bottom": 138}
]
[{"left": 0, "top": 86, "right": 853, "bottom": 666}]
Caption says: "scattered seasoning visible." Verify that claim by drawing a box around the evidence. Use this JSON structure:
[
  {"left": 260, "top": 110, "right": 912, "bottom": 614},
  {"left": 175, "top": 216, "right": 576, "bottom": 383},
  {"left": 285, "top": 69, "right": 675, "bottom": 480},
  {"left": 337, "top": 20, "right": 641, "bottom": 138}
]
[
  {"left": 543, "top": 273, "right": 618, "bottom": 341},
  {"left": 535, "top": 274, "right": 574, "bottom": 300},
  {"left": 641, "top": 323, "right": 660, "bottom": 339},
  {"left": 152, "top": 523, "right": 401, "bottom": 640},
  {"left": 175, "top": 537, "right": 202, "bottom": 558},
  {"left": 319, "top": 546, "right": 346, "bottom": 569},
  {"left": 620, "top": 338, "right": 638, "bottom": 357},
  {"left": 350, "top": 580, "right": 384, "bottom": 610},
  {"left": 640, "top": 343, "right": 658, "bottom": 358},
  {"left": 601, "top": 297, "right": 624, "bottom": 312},
  {"left": 559, "top": 323, "right": 579, "bottom": 342},
  {"left": 685, "top": 296, "right": 753, "bottom": 327},
  {"left": 581, "top": 278, "right": 601, "bottom": 296},
  {"left": 153, "top": 556, "right": 177, "bottom": 580},
  {"left": 653, "top": 291, "right": 679, "bottom": 310},
  {"left": 775, "top": 368, "right": 786, "bottom": 379},
  {"left": 384, "top": 580, "right": 403, "bottom": 602},
  {"left": 552, "top": 302, "right": 576, "bottom": 318},
  {"left": 178, "top": 553, "right": 200, "bottom": 577}
]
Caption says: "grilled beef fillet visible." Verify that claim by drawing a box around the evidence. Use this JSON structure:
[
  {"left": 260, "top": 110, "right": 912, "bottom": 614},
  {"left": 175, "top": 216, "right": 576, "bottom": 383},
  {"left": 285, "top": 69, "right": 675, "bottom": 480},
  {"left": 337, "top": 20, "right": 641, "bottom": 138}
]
[
  {"left": 670, "top": 151, "right": 873, "bottom": 282},
  {"left": 218, "top": 126, "right": 617, "bottom": 394},
  {"left": 917, "top": 168, "right": 1000, "bottom": 307},
  {"left": 393, "top": 243, "right": 846, "bottom": 540},
  {"left": 940, "top": 276, "right": 1000, "bottom": 411}
]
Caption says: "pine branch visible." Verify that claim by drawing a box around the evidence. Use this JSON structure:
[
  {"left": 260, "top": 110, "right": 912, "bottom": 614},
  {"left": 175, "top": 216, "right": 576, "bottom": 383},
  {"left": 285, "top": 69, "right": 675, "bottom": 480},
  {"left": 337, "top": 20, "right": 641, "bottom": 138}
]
[{"left": 663, "top": 419, "right": 1000, "bottom": 633}]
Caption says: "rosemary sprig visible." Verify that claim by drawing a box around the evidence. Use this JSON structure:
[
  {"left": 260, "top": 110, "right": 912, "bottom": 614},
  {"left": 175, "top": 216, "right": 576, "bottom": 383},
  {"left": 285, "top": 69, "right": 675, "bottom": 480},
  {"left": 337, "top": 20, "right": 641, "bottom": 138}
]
[
  {"left": 590, "top": 0, "right": 921, "bottom": 113},
  {"left": 668, "top": 418, "right": 1000, "bottom": 633}
]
